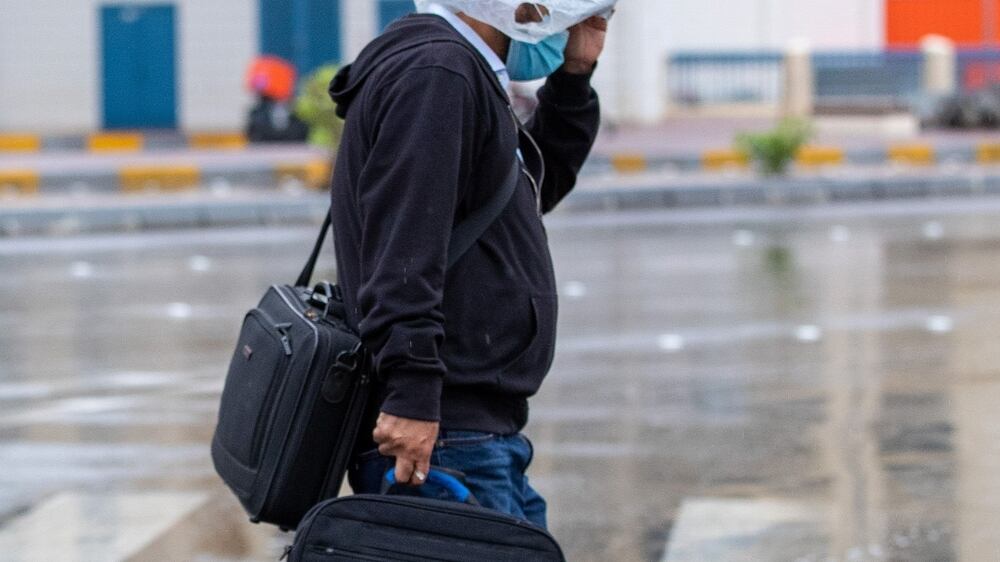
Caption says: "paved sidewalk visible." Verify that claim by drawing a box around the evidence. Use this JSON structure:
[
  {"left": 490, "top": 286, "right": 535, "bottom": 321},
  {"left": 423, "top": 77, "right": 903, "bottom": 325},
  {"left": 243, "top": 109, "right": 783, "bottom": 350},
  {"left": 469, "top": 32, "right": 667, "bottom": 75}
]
[{"left": 592, "top": 116, "right": 1000, "bottom": 157}]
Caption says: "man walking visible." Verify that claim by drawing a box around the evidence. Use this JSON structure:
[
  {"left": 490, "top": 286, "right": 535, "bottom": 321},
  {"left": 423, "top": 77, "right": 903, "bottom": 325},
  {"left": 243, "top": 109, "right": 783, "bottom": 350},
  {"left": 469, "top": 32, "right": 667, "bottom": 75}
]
[{"left": 328, "top": 1, "right": 608, "bottom": 528}]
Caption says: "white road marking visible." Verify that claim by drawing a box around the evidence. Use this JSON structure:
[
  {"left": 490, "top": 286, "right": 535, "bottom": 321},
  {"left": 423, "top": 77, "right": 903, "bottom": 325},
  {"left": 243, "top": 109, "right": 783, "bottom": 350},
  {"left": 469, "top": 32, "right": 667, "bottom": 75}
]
[
  {"left": 0, "top": 492, "right": 208, "bottom": 562},
  {"left": 732, "top": 230, "right": 755, "bottom": 247},
  {"left": 922, "top": 221, "right": 945, "bottom": 240},
  {"left": 657, "top": 334, "right": 685, "bottom": 352},
  {"left": 663, "top": 497, "right": 826, "bottom": 562},
  {"left": 795, "top": 325, "right": 823, "bottom": 343},
  {"left": 69, "top": 261, "right": 94, "bottom": 279},
  {"left": 829, "top": 225, "right": 850, "bottom": 243},
  {"left": 563, "top": 281, "right": 587, "bottom": 299},
  {"left": 166, "top": 302, "right": 193, "bottom": 319},
  {"left": 187, "top": 255, "right": 212, "bottom": 272},
  {"left": 556, "top": 308, "right": 974, "bottom": 354},
  {"left": 926, "top": 315, "right": 954, "bottom": 334}
]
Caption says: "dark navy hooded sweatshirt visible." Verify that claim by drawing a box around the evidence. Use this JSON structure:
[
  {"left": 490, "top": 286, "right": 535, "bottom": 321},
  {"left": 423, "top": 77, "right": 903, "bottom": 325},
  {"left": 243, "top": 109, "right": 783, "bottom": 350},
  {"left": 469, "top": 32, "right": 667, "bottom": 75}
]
[{"left": 328, "top": 14, "right": 599, "bottom": 434}]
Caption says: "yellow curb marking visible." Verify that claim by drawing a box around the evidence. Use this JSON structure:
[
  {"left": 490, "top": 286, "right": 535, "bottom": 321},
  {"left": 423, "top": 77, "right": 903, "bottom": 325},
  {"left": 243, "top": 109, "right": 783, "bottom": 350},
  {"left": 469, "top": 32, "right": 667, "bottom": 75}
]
[
  {"left": 888, "top": 144, "right": 935, "bottom": 165},
  {"left": 89, "top": 132, "right": 144, "bottom": 152},
  {"left": 0, "top": 170, "right": 40, "bottom": 195},
  {"left": 977, "top": 143, "right": 1000, "bottom": 164},
  {"left": 0, "top": 134, "right": 41, "bottom": 152},
  {"left": 610, "top": 154, "right": 648, "bottom": 174},
  {"left": 189, "top": 132, "right": 248, "bottom": 150},
  {"left": 703, "top": 149, "right": 750, "bottom": 170},
  {"left": 796, "top": 146, "right": 845, "bottom": 167},
  {"left": 275, "top": 160, "right": 332, "bottom": 190},
  {"left": 120, "top": 165, "right": 200, "bottom": 193}
]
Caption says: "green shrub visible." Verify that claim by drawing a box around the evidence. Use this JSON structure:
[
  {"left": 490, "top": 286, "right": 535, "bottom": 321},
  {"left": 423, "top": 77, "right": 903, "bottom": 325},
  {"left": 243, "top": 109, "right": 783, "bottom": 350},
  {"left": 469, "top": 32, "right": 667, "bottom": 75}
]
[
  {"left": 736, "top": 118, "right": 812, "bottom": 175},
  {"left": 294, "top": 65, "right": 344, "bottom": 150}
]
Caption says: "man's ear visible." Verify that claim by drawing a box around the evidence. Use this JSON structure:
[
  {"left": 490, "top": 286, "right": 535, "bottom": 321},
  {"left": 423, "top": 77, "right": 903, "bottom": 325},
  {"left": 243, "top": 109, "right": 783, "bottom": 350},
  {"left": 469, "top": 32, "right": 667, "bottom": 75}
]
[{"left": 514, "top": 3, "right": 550, "bottom": 24}]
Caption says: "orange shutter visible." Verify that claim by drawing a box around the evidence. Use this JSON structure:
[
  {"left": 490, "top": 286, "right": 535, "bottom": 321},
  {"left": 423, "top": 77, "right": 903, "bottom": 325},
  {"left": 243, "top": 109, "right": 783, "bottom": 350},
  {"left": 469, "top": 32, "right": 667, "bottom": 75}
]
[{"left": 886, "top": 0, "right": 985, "bottom": 47}]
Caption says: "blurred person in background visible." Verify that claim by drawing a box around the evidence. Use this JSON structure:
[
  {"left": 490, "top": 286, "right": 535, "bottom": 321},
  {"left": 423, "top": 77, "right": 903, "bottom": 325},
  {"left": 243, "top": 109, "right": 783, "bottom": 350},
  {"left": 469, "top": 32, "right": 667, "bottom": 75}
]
[
  {"left": 327, "top": 1, "right": 611, "bottom": 528},
  {"left": 244, "top": 56, "right": 309, "bottom": 142}
]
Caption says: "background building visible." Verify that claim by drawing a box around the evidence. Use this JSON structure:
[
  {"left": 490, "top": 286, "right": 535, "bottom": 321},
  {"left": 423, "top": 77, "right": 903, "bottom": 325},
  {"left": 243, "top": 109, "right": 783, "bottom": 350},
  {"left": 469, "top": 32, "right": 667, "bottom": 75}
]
[
  {"left": 0, "top": 0, "right": 258, "bottom": 132},
  {"left": 0, "top": 0, "right": 994, "bottom": 132}
]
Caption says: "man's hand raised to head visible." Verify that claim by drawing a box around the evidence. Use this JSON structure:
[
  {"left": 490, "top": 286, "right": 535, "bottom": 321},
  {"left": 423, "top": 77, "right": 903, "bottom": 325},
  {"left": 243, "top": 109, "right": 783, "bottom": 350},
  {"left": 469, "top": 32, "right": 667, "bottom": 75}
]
[
  {"left": 373, "top": 412, "right": 440, "bottom": 486},
  {"left": 562, "top": 15, "right": 609, "bottom": 75}
]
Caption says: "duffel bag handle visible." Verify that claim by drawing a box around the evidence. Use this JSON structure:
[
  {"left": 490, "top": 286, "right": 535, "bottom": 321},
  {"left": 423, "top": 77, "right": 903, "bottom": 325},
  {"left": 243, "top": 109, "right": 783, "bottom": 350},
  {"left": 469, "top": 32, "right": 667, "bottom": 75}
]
[{"left": 382, "top": 468, "right": 478, "bottom": 505}]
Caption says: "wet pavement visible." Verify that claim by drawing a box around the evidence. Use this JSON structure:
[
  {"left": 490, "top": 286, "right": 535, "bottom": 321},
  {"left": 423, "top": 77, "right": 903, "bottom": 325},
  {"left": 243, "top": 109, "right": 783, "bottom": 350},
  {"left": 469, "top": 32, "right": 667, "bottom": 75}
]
[{"left": 4, "top": 197, "right": 1000, "bottom": 560}]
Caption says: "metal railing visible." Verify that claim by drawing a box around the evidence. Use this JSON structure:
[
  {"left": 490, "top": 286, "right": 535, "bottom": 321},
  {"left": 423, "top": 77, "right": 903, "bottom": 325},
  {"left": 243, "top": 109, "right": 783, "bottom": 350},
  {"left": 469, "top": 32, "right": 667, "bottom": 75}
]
[
  {"left": 812, "top": 50, "right": 923, "bottom": 108},
  {"left": 670, "top": 49, "right": 1000, "bottom": 110},
  {"left": 957, "top": 49, "right": 1000, "bottom": 91},
  {"left": 668, "top": 52, "right": 784, "bottom": 106}
]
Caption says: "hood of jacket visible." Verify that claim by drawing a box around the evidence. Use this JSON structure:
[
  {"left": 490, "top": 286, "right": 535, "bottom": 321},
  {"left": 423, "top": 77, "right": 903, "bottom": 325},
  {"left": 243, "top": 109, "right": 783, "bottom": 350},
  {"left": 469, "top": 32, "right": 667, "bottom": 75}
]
[{"left": 328, "top": 14, "right": 508, "bottom": 119}]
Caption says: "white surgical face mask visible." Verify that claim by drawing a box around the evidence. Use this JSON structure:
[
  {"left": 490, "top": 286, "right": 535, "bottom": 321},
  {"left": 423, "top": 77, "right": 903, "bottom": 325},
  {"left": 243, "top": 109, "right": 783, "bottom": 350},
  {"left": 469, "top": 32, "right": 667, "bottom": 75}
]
[{"left": 415, "top": 0, "right": 615, "bottom": 44}]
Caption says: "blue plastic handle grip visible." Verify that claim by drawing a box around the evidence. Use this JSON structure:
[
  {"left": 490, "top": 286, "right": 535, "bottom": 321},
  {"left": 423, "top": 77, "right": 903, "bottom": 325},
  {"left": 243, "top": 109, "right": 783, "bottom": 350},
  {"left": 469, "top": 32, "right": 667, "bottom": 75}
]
[{"left": 383, "top": 468, "right": 471, "bottom": 503}]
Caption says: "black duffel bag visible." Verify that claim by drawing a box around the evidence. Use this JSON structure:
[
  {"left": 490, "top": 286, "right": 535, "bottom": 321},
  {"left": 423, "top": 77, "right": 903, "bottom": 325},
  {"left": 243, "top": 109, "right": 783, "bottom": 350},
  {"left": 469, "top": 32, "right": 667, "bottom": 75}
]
[
  {"left": 283, "top": 468, "right": 565, "bottom": 561},
  {"left": 211, "top": 161, "right": 519, "bottom": 530}
]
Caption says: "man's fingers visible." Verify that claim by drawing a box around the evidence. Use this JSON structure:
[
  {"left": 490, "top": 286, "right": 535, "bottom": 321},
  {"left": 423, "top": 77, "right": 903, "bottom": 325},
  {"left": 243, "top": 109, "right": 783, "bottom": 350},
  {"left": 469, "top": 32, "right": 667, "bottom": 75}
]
[
  {"left": 393, "top": 457, "right": 415, "bottom": 486},
  {"left": 586, "top": 15, "right": 608, "bottom": 31},
  {"left": 372, "top": 412, "right": 440, "bottom": 486},
  {"left": 372, "top": 415, "right": 388, "bottom": 444},
  {"left": 410, "top": 457, "right": 432, "bottom": 486},
  {"left": 569, "top": 16, "right": 608, "bottom": 35}
]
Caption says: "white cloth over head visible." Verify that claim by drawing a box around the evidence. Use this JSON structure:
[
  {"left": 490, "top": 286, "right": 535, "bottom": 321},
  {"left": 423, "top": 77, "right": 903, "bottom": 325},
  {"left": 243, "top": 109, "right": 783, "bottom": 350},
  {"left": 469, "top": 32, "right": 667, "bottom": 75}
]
[{"left": 413, "top": 0, "right": 616, "bottom": 43}]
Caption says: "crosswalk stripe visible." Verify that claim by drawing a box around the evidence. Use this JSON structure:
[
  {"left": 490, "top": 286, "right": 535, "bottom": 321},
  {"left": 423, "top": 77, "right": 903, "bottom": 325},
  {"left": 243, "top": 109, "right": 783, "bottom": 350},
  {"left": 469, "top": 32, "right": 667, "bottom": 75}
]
[{"left": 0, "top": 492, "right": 208, "bottom": 562}]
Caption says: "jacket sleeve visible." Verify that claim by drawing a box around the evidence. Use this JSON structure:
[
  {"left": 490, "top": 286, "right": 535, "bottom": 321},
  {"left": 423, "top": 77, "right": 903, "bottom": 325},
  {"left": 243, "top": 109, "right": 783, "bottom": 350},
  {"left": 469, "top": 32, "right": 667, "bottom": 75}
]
[
  {"left": 355, "top": 66, "right": 478, "bottom": 422},
  {"left": 525, "top": 67, "right": 601, "bottom": 214}
]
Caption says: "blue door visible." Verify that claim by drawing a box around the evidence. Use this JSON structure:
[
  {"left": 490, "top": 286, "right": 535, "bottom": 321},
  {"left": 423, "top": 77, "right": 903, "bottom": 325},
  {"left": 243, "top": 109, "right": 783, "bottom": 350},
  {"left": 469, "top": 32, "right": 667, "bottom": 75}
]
[
  {"left": 101, "top": 4, "right": 177, "bottom": 129},
  {"left": 260, "top": 0, "right": 341, "bottom": 78},
  {"left": 379, "top": 0, "right": 415, "bottom": 31}
]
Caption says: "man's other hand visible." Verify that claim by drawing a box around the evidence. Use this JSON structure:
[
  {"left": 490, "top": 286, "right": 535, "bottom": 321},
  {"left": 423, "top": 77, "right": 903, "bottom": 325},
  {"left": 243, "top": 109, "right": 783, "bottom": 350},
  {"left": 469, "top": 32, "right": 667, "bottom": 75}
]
[
  {"left": 373, "top": 412, "right": 440, "bottom": 486},
  {"left": 562, "top": 15, "right": 609, "bottom": 75}
]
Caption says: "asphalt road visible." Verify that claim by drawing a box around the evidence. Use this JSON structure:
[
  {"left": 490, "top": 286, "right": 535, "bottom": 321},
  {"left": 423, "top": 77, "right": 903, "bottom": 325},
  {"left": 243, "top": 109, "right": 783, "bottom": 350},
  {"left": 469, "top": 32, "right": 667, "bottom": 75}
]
[{"left": 3, "top": 197, "right": 1000, "bottom": 561}]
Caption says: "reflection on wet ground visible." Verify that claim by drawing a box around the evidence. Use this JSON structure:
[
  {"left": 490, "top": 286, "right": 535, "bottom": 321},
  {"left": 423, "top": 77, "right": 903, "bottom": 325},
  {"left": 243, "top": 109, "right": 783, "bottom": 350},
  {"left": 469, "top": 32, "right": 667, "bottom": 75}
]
[{"left": 3, "top": 199, "right": 1000, "bottom": 560}]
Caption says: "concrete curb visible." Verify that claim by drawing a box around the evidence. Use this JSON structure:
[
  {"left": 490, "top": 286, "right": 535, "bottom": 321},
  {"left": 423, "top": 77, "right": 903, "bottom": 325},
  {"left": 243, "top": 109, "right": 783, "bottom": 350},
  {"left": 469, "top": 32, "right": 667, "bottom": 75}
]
[
  {"left": 562, "top": 169, "right": 1000, "bottom": 212},
  {"left": 4, "top": 131, "right": 1000, "bottom": 176},
  {"left": 0, "top": 194, "right": 329, "bottom": 236},
  {"left": 0, "top": 160, "right": 332, "bottom": 195},
  {"left": 585, "top": 143, "right": 1000, "bottom": 174},
  {"left": 6, "top": 166, "right": 1000, "bottom": 236},
  {"left": 0, "top": 131, "right": 248, "bottom": 152},
  {"left": 2, "top": 147, "right": 987, "bottom": 198}
]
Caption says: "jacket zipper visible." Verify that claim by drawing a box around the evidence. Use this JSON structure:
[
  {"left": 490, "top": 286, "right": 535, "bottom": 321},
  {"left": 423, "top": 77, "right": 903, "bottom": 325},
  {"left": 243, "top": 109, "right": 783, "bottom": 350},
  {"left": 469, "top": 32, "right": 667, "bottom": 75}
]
[{"left": 508, "top": 105, "right": 545, "bottom": 217}]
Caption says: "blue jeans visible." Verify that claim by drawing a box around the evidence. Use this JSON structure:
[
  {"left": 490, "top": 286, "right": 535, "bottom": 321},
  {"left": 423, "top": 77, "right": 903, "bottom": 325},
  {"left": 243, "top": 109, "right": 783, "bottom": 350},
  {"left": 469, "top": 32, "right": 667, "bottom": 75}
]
[{"left": 348, "top": 430, "right": 548, "bottom": 529}]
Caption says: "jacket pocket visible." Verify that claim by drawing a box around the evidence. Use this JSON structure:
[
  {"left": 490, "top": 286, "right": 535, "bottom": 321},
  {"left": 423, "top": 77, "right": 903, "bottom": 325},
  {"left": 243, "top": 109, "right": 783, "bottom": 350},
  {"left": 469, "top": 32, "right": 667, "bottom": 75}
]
[
  {"left": 442, "top": 292, "right": 557, "bottom": 393},
  {"left": 499, "top": 294, "right": 557, "bottom": 395}
]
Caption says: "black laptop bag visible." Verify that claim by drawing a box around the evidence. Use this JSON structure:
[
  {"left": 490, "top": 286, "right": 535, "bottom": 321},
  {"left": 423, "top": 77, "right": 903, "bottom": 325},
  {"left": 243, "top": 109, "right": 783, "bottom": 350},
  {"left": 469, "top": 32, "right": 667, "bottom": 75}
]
[
  {"left": 284, "top": 469, "right": 565, "bottom": 561},
  {"left": 210, "top": 237, "right": 369, "bottom": 530},
  {"left": 211, "top": 162, "right": 520, "bottom": 530}
]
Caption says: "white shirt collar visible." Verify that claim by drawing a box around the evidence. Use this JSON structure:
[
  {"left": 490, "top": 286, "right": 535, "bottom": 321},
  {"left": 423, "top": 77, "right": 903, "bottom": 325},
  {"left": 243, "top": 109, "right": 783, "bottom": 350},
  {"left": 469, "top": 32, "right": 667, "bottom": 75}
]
[{"left": 421, "top": 3, "right": 510, "bottom": 90}]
